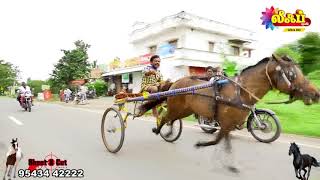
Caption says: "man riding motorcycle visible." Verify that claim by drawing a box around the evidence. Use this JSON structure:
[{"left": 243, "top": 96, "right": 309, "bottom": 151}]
[{"left": 17, "top": 82, "right": 33, "bottom": 106}]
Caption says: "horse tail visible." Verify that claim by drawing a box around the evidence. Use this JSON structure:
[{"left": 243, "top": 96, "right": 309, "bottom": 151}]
[
  {"left": 137, "top": 81, "right": 174, "bottom": 116},
  {"left": 311, "top": 157, "right": 320, "bottom": 167},
  {"left": 138, "top": 97, "right": 167, "bottom": 114}
]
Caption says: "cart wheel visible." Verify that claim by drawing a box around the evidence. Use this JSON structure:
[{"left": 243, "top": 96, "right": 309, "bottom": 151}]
[
  {"left": 160, "top": 119, "right": 183, "bottom": 143},
  {"left": 101, "top": 107, "right": 125, "bottom": 153}
]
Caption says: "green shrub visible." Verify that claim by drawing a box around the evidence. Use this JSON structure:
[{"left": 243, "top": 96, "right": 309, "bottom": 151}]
[
  {"left": 223, "top": 59, "right": 237, "bottom": 76},
  {"left": 86, "top": 79, "right": 107, "bottom": 96}
]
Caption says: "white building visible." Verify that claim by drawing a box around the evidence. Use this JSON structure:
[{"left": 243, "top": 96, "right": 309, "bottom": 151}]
[{"left": 103, "top": 11, "right": 258, "bottom": 94}]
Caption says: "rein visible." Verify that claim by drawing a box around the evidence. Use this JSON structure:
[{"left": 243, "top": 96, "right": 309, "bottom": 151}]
[
  {"left": 222, "top": 57, "right": 296, "bottom": 105},
  {"left": 222, "top": 76, "right": 261, "bottom": 102}
]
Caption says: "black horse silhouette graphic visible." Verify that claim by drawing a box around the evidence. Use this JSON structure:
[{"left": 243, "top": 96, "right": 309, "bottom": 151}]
[{"left": 289, "top": 142, "right": 319, "bottom": 180}]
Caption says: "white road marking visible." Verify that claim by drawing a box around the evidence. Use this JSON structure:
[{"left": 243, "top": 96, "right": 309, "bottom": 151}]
[
  {"left": 49, "top": 103, "right": 320, "bottom": 150},
  {"left": 8, "top": 116, "right": 24, "bottom": 126}
]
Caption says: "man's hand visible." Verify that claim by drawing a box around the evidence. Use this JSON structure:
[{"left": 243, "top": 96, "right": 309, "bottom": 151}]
[{"left": 145, "top": 70, "right": 156, "bottom": 76}]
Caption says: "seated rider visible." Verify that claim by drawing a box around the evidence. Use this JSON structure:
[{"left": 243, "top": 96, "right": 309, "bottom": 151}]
[
  {"left": 209, "top": 66, "right": 227, "bottom": 82},
  {"left": 140, "top": 55, "right": 163, "bottom": 119},
  {"left": 17, "top": 82, "right": 33, "bottom": 106}
]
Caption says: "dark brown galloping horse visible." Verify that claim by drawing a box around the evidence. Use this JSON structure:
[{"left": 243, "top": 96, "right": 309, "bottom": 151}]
[{"left": 139, "top": 54, "right": 319, "bottom": 150}]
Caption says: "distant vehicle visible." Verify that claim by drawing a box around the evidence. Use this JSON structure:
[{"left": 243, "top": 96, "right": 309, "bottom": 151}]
[
  {"left": 19, "top": 91, "right": 33, "bottom": 112},
  {"left": 86, "top": 89, "right": 97, "bottom": 99}
]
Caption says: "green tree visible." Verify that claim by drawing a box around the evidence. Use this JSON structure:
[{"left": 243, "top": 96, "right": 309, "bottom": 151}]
[
  {"left": 274, "top": 32, "right": 320, "bottom": 74},
  {"left": 297, "top": 32, "right": 320, "bottom": 74},
  {"left": 92, "top": 60, "right": 98, "bottom": 68},
  {"left": 49, "top": 40, "right": 91, "bottom": 91},
  {"left": 274, "top": 44, "right": 301, "bottom": 63},
  {"left": 0, "top": 60, "right": 19, "bottom": 94},
  {"left": 27, "top": 79, "right": 47, "bottom": 96}
]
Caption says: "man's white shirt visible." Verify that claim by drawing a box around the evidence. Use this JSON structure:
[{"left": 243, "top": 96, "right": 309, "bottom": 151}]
[{"left": 18, "top": 86, "right": 31, "bottom": 94}]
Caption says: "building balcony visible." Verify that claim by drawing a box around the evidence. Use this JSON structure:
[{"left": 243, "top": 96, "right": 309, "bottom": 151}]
[
  {"left": 163, "top": 48, "right": 255, "bottom": 68},
  {"left": 130, "top": 11, "right": 256, "bottom": 44}
]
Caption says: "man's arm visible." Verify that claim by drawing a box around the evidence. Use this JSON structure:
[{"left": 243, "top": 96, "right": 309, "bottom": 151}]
[{"left": 142, "top": 66, "right": 156, "bottom": 76}]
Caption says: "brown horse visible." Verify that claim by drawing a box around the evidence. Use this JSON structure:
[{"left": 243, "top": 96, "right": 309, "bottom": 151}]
[{"left": 139, "top": 54, "right": 319, "bottom": 150}]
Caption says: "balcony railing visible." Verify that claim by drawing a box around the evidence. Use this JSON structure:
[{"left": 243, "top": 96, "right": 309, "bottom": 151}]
[{"left": 166, "top": 48, "right": 254, "bottom": 66}]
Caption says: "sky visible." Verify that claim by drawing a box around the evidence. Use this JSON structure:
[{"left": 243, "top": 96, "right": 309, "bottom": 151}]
[{"left": 0, "top": 0, "right": 319, "bottom": 81}]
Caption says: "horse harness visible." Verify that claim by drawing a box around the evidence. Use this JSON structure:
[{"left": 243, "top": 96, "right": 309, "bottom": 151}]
[
  {"left": 269, "top": 56, "right": 311, "bottom": 94},
  {"left": 211, "top": 56, "right": 302, "bottom": 120}
]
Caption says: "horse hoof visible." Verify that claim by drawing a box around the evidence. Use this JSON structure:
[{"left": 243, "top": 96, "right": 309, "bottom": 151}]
[
  {"left": 152, "top": 127, "right": 159, "bottom": 135},
  {"left": 194, "top": 142, "right": 203, "bottom": 149},
  {"left": 227, "top": 166, "right": 240, "bottom": 173}
]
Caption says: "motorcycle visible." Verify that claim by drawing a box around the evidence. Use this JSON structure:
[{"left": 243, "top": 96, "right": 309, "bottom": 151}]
[
  {"left": 86, "top": 90, "right": 96, "bottom": 99},
  {"left": 64, "top": 93, "right": 71, "bottom": 103},
  {"left": 73, "top": 92, "right": 85, "bottom": 104},
  {"left": 196, "top": 105, "right": 281, "bottom": 143},
  {"left": 20, "top": 91, "right": 33, "bottom": 112}
]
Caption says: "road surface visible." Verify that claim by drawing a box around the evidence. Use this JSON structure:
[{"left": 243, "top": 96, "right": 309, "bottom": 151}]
[{"left": 1, "top": 97, "right": 320, "bottom": 180}]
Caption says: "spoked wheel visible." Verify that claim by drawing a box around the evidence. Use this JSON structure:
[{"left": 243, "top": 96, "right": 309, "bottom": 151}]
[
  {"left": 157, "top": 104, "right": 182, "bottom": 142},
  {"left": 101, "top": 107, "right": 125, "bottom": 153},
  {"left": 247, "top": 110, "right": 281, "bottom": 143},
  {"left": 197, "top": 116, "right": 218, "bottom": 134},
  {"left": 159, "top": 119, "right": 183, "bottom": 142}
]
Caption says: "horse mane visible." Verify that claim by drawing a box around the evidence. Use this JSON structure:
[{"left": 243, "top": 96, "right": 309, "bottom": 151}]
[
  {"left": 240, "top": 57, "right": 271, "bottom": 74},
  {"left": 292, "top": 143, "right": 301, "bottom": 154}
]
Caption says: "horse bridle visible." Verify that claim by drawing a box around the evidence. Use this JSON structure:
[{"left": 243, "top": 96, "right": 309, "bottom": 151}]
[{"left": 265, "top": 57, "right": 304, "bottom": 96}]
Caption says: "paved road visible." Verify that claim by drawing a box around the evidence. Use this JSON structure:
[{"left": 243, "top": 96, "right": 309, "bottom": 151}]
[{"left": 1, "top": 97, "right": 320, "bottom": 180}]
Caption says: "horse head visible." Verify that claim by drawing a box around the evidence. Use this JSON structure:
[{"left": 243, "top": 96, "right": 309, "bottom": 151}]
[
  {"left": 289, "top": 142, "right": 300, "bottom": 156},
  {"left": 268, "top": 54, "right": 319, "bottom": 105},
  {"left": 11, "top": 138, "right": 18, "bottom": 151}
]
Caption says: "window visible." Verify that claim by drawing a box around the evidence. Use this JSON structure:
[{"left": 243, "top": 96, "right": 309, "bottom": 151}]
[
  {"left": 208, "top": 41, "right": 215, "bottom": 52},
  {"left": 149, "top": 45, "right": 157, "bottom": 54},
  {"left": 242, "top": 49, "right": 252, "bottom": 58},
  {"left": 231, "top": 46, "right": 240, "bottom": 56}
]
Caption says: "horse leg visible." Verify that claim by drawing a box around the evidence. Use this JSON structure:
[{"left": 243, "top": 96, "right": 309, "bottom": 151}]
[
  {"left": 152, "top": 108, "right": 180, "bottom": 135},
  {"left": 3, "top": 165, "right": 8, "bottom": 180},
  {"left": 7, "top": 165, "right": 13, "bottom": 180},
  {"left": 7, "top": 165, "right": 12, "bottom": 177},
  {"left": 306, "top": 166, "right": 311, "bottom": 180},
  {"left": 294, "top": 168, "right": 301, "bottom": 179},
  {"left": 224, "top": 133, "right": 232, "bottom": 154},
  {"left": 13, "top": 163, "right": 18, "bottom": 178},
  {"left": 298, "top": 168, "right": 303, "bottom": 180},
  {"left": 302, "top": 168, "right": 307, "bottom": 180},
  {"left": 195, "top": 128, "right": 225, "bottom": 148},
  {"left": 152, "top": 117, "right": 166, "bottom": 135},
  {"left": 223, "top": 133, "right": 239, "bottom": 173}
]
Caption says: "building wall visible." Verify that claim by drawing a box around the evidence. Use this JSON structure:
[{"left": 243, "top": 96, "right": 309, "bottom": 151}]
[
  {"left": 131, "top": 71, "right": 142, "bottom": 93},
  {"left": 160, "top": 58, "right": 189, "bottom": 81},
  {"left": 183, "top": 28, "right": 247, "bottom": 56},
  {"left": 132, "top": 27, "right": 186, "bottom": 55},
  {"left": 132, "top": 26, "right": 251, "bottom": 59},
  {"left": 183, "top": 28, "right": 222, "bottom": 52}
]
